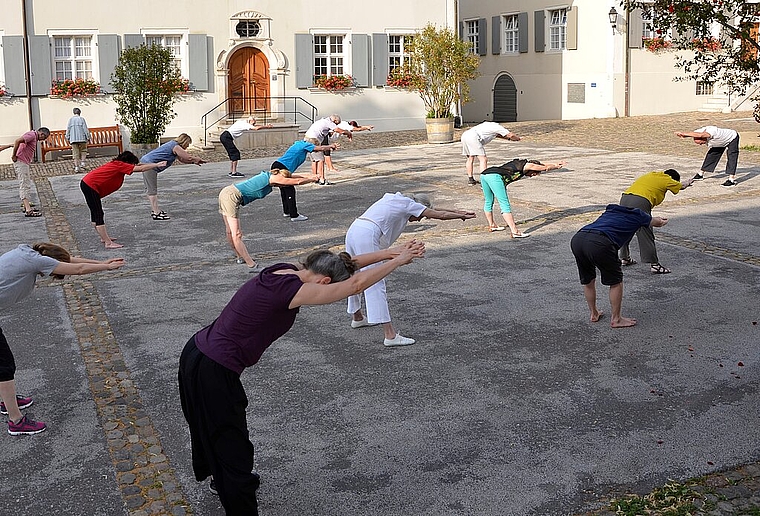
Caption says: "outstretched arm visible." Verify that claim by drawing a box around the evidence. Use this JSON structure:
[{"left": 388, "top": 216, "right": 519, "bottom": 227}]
[
  {"left": 675, "top": 131, "right": 710, "bottom": 139},
  {"left": 254, "top": 124, "right": 275, "bottom": 130},
  {"left": 650, "top": 217, "right": 668, "bottom": 228},
  {"left": 523, "top": 160, "right": 567, "bottom": 173},
  {"left": 498, "top": 132, "right": 521, "bottom": 141},
  {"left": 352, "top": 240, "right": 425, "bottom": 268},
  {"left": 52, "top": 257, "right": 125, "bottom": 276},
  {"left": 420, "top": 207, "right": 476, "bottom": 221},
  {"left": 270, "top": 175, "right": 318, "bottom": 186},
  {"left": 133, "top": 161, "right": 168, "bottom": 173},
  {"left": 173, "top": 146, "right": 206, "bottom": 165},
  {"left": 289, "top": 244, "right": 424, "bottom": 308},
  {"left": 0, "top": 144, "right": 13, "bottom": 153}
]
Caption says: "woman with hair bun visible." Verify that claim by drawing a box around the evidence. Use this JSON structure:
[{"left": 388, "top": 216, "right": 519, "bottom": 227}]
[
  {"left": 178, "top": 241, "right": 425, "bottom": 514},
  {"left": 0, "top": 243, "right": 124, "bottom": 435}
]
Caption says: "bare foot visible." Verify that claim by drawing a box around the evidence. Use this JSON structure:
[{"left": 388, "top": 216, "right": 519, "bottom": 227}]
[
  {"left": 105, "top": 242, "right": 124, "bottom": 249},
  {"left": 611, "top": 316, "right": 637, "bottom": 328},
  {"left": 590, "top": 311, "right": 605, "bottom": 322}
]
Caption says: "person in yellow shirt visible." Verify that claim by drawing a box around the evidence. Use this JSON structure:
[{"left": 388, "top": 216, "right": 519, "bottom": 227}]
[{"left": 618, "top": 169, "right": 692, "bottom": 274}]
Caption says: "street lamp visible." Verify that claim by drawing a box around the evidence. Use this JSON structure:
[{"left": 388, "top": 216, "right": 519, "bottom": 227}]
[{"left": 609, "top": 7, "right": 619, "bottom": 33}]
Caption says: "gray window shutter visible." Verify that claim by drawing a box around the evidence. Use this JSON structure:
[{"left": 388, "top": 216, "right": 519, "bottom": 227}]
[
  {"left": 460, "top": 22, "right": 465, "bottom": 41},
  {"left": 478, "top": 18, "right": 487, "bottom": 55},
  {"left": 124, "top": 34, "right": 145, "bottom": 49},
  {"left": 372, "top": 33, "right": 389, "bottom": 86},
  {"left": 534, "top": 11, "right": 545, "bottom": 52},
  {"left": 188, "top": 34, "right": 209, "bottom": 91},
  {"left": 567, "top": 6, "right": 578, "bottom": 50},
  {"left": 97, "top": 34, "right": 120, "bottom": 91},
  {"left": 29, "top": 36, "right": 51, "bottom": 96},
  {"left": 2, "top": 36, "right": 26, "bottom": 95},
  {"left": 492, "top": 16, "right": 501, "bottom": 54},
  {"left": 351, "top": 34, "right": 370, "bottom": 87},
  {"left": 518, "top": 12, "right": 529, "bottom": 53},
  {"left": 295, "top": 33, "right": 313, "bottom": 88},
  {"left": 628, "top": 9, "right": 643, "bottom": 48}
]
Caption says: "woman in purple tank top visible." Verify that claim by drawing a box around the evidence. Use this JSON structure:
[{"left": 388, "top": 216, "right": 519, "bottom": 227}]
[{"left": 178, "top": 241, "right": 425, "bottom": 515}]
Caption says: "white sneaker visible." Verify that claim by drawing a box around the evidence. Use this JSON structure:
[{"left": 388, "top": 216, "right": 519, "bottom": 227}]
[
  {"left": 291, "top": 214, "right": 308, "bottom": 221},
  {"left": 74, "top": 167, "right": 80, "bottom": 173},
  {"left": 283, "top": 213, "right": 290, "bottom": 217},
  {"left": 383, "top": 333, "right": 415, "bottom": 347},
  {"left": 351, "top": 318, "right": 378, "bottom": 329}
]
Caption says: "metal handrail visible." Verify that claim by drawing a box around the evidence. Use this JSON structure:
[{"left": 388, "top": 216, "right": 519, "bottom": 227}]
[{"left": 201, "top": 96, "right": 318, "bottom": 146}]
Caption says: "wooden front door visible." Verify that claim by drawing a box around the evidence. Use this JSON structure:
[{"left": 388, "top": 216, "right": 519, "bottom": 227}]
[{"left": 228, "top": 48, "right": 270, "bottom": 116}]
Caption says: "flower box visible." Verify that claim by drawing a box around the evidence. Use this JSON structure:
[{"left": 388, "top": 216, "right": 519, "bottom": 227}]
[
  {"left": 50, "top": 78, "right": 101, "bottom": 97},
  {"left": 313, "top": 74, "right": 354, "bottom": 91}
]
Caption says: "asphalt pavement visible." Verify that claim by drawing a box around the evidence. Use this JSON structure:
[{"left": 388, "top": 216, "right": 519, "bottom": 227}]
[{"left": 0, "top": 124, "right": 758, "bottom": 516}]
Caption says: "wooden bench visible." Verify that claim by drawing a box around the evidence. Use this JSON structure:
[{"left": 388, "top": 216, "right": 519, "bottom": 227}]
[{"left": 40, "top": 125, "right": 123, "bottom": 163}]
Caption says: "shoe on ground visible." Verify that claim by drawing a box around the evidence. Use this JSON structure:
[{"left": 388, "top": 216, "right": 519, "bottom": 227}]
[
  {"left": 283, "top": 213, "right": 290, "bottom": 217},
  {"left": 235, "top": 257, "right": 246, "bottom": 264},
  {"left": 291, "top": 214, "right": 308, "bottom": 221},
  {"left": 384, "top": 333, "right": 415, "bottom": 347},
  {"left": 151, "top": 211, "right": 170, "bottom": 220},
  {"left": 489, "top": 226, "right": 506, "bottom": 232},
  {"left": 8, "top": 415, "right": 46, "bottom": 435},
  {"left": 74, "top": 167, "right": 80, "bottom": 173},
  {"left": 317, "top": 179, "right": 326, "bottom": 185},
  {"left": 322, "top": 180, "right": 333, "bottom": 185},
  {"left": 228, "top": 172, "right": 245, "bottom": 178},
  {"left": 692, "top": 173, "right": 705, "bottom": 181},
  {"left": 209, "top": 478, "right": 218, "bottom": 495},
  {"left": 351, "top": 318, "right": 378, "bottom": 329},
  {"left": 721, "top": 179, "right": 737, "bottom": 187},
  {"left": 467, "top": 177, "right": 479, "bottom": 185},
  {"left": 0, "top": 395, "right": 33, "bottom": 415},
  {"left": 511, "top": 232, "right": 530, "bottom": 239}
]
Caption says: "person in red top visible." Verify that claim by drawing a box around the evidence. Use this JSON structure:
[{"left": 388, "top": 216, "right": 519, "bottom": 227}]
[{"left": 80, "top": 151, "right": 167, "bottom": 248}]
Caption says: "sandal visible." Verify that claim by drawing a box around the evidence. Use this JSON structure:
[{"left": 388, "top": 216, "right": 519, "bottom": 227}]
[
  {"left": 620, "top": 258, "right": 637, "bottom": 266},
  {"left": 24, "top": 210, "right": 42, "bottom": 217},
  {"left": 151, "top": 211, "right": 170, "bottom": 220},
  {"left": 650, "top": 263, "right": 671, "bottom": 274}
]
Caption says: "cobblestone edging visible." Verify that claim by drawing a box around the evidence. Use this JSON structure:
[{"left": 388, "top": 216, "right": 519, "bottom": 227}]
[{"left": 35, "top": 177, "right": 190, "bottom": 516}]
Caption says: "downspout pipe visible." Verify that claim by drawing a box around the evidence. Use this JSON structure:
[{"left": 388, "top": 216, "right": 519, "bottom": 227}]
[{"left": 21, "top": 0, "right": 34, "bottom": 131}]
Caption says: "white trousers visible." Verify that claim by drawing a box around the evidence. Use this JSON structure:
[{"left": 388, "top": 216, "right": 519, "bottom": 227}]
[
  {"left": 345, "top": 219, "right": 391, "bottom": 323},
  {"left": 13, "top": 161, "right": 33, "bottom": 200}
]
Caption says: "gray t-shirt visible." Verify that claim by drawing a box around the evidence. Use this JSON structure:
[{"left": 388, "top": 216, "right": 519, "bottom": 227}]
[{"left": 0, "top": 244, "right": 60, "bottom": 309}]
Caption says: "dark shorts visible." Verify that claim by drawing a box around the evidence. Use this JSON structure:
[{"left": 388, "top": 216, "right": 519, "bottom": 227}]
[
  {"left": 270, "top": 160, "right": 288, "bottom": 171},
  {"left": 80, "top": 180, "right": 105, "bottom": 226},
  {"left": 220, "top": 131, "right": 241, "bottom": 162},
  {"left": 321, "top": 134, "right": 331, "bottom": 156},
  {"left": 0, "top": 326, "right": 16, "bottom": 382},
  {"left": 570, "top": 230, "right": 623, "bottom": 286}
]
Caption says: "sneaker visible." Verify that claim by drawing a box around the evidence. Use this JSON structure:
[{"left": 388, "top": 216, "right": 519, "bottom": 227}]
[
  {"left": 721, "top": 179, "right": 737, "bottom": 187},
  {"left": 317, "top": 179, "right": 326, "bottom": 185},
  {"left": 8, "top": 415, "right": 47, "bottom": 435},
  {"left": 209, "top": 478, "right": 218, "bottom": 495},
  {"left": 351, "top": 318, "right": 378, "bottom": 329},
  {"left": 74, "top": 167, "right": 80, "bottom": 173},
  {"left": 0, "top": 395, "right": 33, "bottom": 415},
  {"left": 228, "top": 172, "right": 245, "bottom": 178},
  {"left": 235, "top": 257, "right": 246, "bottom": 264},
  {"left": 151, "top": 211, "right": 170, "bottom": 220},
  {"left": 322, "top": 180, "right": 333, "bottom": 185},
  {"left": 692, "top": 173, "right": 705, "bottom": 181},
  {"left": 383, "top": 333, "right": 415, "bottom": 347},
  {"left": 283, "top": 213, "right": 290, "bottom": 217},
  {"left": 291, "top": 214, "right": 309, "bottom": 221},
  {"left": 467, "top": 177, "right": 478, "bottom": 185}
]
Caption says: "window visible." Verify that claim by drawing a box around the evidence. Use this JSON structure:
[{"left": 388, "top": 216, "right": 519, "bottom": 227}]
[
  {"left": 503, "top": 15, "right": 520, "bottom": 53},
  {"left": 236, "top": 20, "right": 261, "bottom": 38},
  {"left": 388, "top": 34, "right": 413, "bottom": 71},
  {"left": 465, "top": 20, "right": 479, "bottom": 54},
  {"left": 145, "top": 34, "right": 184, "bottom": 71},
  {"left": 53, "top": 35, "right": 93, "bottom": 80},
  {"left": 549, "top": 8, "right": 567, "bottom": 51},
  {"left": 696, "top": 81, "right": 714, "bottom": 95},
  {"left": 314, "top": 34, "right": 345, "bottom": 77}
]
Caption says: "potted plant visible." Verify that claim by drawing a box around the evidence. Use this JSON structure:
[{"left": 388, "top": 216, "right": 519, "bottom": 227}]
[
  {"left": 50, "top": 78, "right": 101, "bottom": 98},
  {"left": 111, "top": 44, "right": 189, "bottom": 155},
  {"left": 402, "top": 24, "right": 480, "bottom": 143},
  {"left": 313, "top": 74, "right": 354, "bottom": 91}
]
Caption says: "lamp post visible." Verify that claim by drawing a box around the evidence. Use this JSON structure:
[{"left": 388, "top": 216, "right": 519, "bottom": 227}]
[{"left": 609, "top": 7, "right": 619, "bottom": 34}]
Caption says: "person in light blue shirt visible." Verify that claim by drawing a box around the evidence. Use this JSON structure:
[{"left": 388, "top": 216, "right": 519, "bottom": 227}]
[
  {"left": 218, "top": 170, "right": 316, "bottom": 269},
  {"left": 139, "top": 133, "right": 206, "bottom": 220},
  {"left": 271, "top": 139, "right": 337, "bottom": 221},
  {"left": 65, "top": 108, "right": 90, "bottom": 172}
]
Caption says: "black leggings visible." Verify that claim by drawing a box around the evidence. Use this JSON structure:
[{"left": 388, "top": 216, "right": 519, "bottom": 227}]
[
  {"left": 0, "top": 326, "right": 16, "bottom": 382},
  {"left": 178, "top": 336, "right": 260, "bottom": 515},
  {"left": 271, "top": 160, "right": 299, "bottom": 217},
  {"left": 80, "top": 180, "right": 105, "bottom": 226},
  {"left": 221, "top": 131, "right": 241, "bottom": 162}
]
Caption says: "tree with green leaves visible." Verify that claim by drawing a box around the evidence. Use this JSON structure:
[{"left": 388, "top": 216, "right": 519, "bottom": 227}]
[
  {"left": 402, "top": 23, "right": 481, "bottom": 119},
  {"left": 111, "top": 44, "right": 186, "bottom": 144},
  {"left": 623, "top": 0, "right": 760, "bottom": 100}
]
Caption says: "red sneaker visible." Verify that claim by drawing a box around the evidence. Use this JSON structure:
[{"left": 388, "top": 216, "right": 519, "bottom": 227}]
[
  {"left": 0, "top": 395, "right": 33, "bottom": 414},
  {"left": 8, "top": 415, "right": 47, "bottom": 435}
]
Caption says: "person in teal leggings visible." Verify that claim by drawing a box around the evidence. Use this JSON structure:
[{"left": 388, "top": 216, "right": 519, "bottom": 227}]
[{"left": 480, "top": 158, "right": 567, "bottom": 237}]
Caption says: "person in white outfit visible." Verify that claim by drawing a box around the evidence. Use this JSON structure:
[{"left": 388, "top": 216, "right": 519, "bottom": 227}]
[
  {"left": 461, "top": 122, "right": 520, "bottom": 185},
  {"left": 675, "top": 126, "right": 740, "bottom": 187},
  {"left": 345, "top": 192, "right": 476, "bottom": 346},
  {"left": 304, "top": 115, "right": 350, "bottom": 185},
  {"left": 220, "top": 117, "right": 274, "bottom": 177}
]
